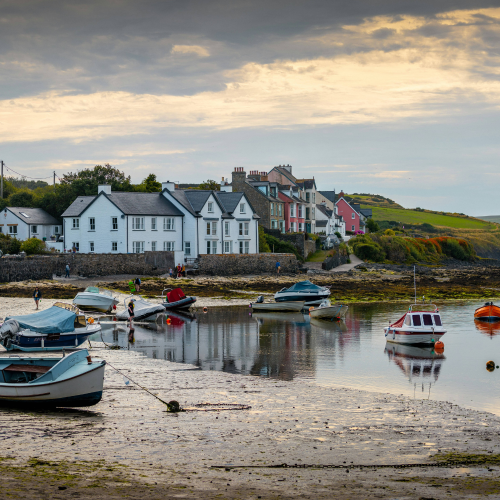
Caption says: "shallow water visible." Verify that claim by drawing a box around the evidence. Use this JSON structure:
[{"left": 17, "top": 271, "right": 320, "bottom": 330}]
[{"left": 96, "top": 300, "right": 500, "bottom": 414}]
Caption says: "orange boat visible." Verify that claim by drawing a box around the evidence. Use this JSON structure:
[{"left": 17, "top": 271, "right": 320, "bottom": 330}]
[{"left": 474, "top": 302, "right": 500, "bottom": 321}]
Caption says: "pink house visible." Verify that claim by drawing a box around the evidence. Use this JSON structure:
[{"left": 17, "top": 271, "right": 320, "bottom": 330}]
[{"left": 335, "top": 191, "right": 363, "bottom": 233}]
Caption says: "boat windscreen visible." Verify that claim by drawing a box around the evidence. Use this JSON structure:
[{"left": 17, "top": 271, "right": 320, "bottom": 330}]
[
  {"left": 85, "top": 286, "right": 99, "bottom": 293},
  {"left": 6, "top": 306, "right": 77, "bottom": 334},
  {"left": 286, "top": 280, "right": 323, "bottom": 292}
]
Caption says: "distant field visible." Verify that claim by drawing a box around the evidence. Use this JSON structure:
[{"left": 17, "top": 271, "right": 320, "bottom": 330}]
[
  {"left": 477, "top": 215, "right": 500, "bottom": 223},
  {"left": 346, "top": 193, "right": 403, "bottom": 209},
  {"left": 367, "top": 206, "right": 496, "bottom": 229}
]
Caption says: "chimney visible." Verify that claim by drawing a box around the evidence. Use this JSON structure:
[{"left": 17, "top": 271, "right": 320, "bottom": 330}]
[
  {"left": 260, "top": 174, "right": 268, "bottom": 181},
  {"left": 339, "top": 190, "right": 345, "bottom": 198},
  {"left": 283, "top": 164, "right": 292, "bottom": 173},
  {"left": 98, "top": 185, "right": 111, "bottom": 195},
  {"left": 232, "top": 167, "right": 246, "bottom": 187},
  {"left": 162, "top": 181, "right": 176, "bottom": 192},
  {"left": 248, "top": 170, "right": 260, "bottom": 181}
]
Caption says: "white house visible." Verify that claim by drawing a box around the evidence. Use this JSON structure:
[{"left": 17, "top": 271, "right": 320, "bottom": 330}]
[
  {"left": 1, "top": 207, "right": 61, "bottom": 242},
  {"left": 61, "top": 183, "right": 260, "bottom": 261},
  {"left": 62, "top": 185, "right": 185, "bottom": 263},
  {"left": 163, "top": 186, "right": 260, "bottom": 256}
]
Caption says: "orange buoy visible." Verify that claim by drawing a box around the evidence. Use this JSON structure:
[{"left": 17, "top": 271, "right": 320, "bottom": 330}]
[
  {"left": 309, "top": 306, "right": 314, "bottom": 312},
  {"left": 434, "top": 341, "right": 444, "bottom": 349},
  {"left": 486, "top": 360, "right": 495, "bottom": 372},
  {"left": 166, "top": 318, "right": 171, "bottom": 325},
  {"left": 88, "top": 317, "right": 94, "bottom": 324}
]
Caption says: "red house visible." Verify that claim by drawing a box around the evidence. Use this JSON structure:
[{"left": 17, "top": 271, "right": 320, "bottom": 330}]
[
  {"left": 335, "top": 191, "right": 363, "bottom": 233},
  {"left": 278, "top": 189, "right": 305, "bottom": 232}
]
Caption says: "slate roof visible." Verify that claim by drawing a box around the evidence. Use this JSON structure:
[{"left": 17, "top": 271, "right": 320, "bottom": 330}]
[
  {"left": 271, "top": 166, "right": 297, "bottom": 183},
  {"left": 215, "top": 192, "right": 243, "bottom": 213},
  {"left": 316, "top": 204, "right": 333, "bottom": 218},
  {"left": 182, "top": 191, "right": 213, "bottom": 213},
  {"left": 8, "top": 207, "right": 60, "bottom": 225},
  {"left": 167, "top": 190, "right": 197, "bottom": 216},
  {"left": 360, "top": 208, "right": 372, "bottom": 218},
  {"left": 316, "top": 220, "right": 328, "bottom": 227},
  {"left": 62, "top": 192, "right": 184, "bottom": 217},
  {"left": 319, "top": 190, "right": 336, "bottom": 203},
  {"left": 296, "top": 179, "right": 316, "bottom": 190}
]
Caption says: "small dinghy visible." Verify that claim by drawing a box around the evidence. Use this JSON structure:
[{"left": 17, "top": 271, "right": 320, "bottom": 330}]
[
  {"left": 250, "top": 297, "right": 305, "bottom": 312},
  {"left": 309, "top": 299, "right": 348, "bottom": 320},
  {"left": 0, "top": 349, "right": 105, "bottom": 407},
  {"left": 116, "top": 297, "right": 165, "bottom": 321},
  {"left": 73, "top": 287, "right": 119, "bottom": 313},
  {"left": 0, "top": 303, "right": 100, "bottom": 352},
  {"left": 474, "top": 302, "right": 500, "bottom": 322},
  {"left": 160, "top": 288, "right": 196, "bottom": 310},
  {"left": 384, "top": 303, "right": 446, "bottom": 345}
]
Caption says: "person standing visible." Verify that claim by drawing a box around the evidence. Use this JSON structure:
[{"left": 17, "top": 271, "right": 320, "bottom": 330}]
[
  {"left": 169, "top": 268, "right": 173, "bottom": 278},
  {"left": 127, "top": 300, "right": 135, "bottom": 326},
  {"left": 134, "top": 277, "right": 141, "bottom": 293},
  {"left": 33, "top": 287, "right": 42, "bottom": 310},
  {"left": 181, "top": 264, "right": 186, "bottom": 277},
  {"left": 65, "top": 263, "right": 70, "bottom": 278},
  {"left": 177, "top": 263, "right": 182, "bottom": 278},
  {"left": 276, "top": 261, "right": 281, "bottom": 275}
]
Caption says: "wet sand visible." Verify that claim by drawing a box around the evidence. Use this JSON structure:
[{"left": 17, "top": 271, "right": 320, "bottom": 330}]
[{"left": 1, "top": 300, "right": 500, "bottom": 498}]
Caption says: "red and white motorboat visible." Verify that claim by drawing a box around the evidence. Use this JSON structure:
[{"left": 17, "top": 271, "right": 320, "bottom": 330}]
[{"left": 384, "top": 303, "right": 446, "bottom": 345}]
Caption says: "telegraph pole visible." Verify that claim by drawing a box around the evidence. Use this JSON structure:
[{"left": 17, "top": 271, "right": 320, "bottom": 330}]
[
  {"left": 53, "top": 170, "right": 56, "bottom": 190},
  {"left": 1, "top": 160, "right": 3, "bottom": 199}
]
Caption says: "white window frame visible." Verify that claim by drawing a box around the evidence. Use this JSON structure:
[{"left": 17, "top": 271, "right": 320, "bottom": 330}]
[
  {"left": 54, "top": 226, "right": 60, "bottom": 234},
  {"left": 224, "top": 221, "right": 230, "bottom": 236},
  {"left": 270, "top": 203, "right": 274, "bottom": 216},
  {"left": 184, "top": 241, "right": 191, "bottom": 255},
  {"left": 132, "top": 241, "right": 144, "bottom": 253},
  {"left": 163, "top": 217, "right": 174, "bottom": 231},
  {"left": 207, "top": 202, "right": 214, "bottom": 213},
  {"left": 89, "top": 217, "right": 95, "bottom": 231},
  {"left": 211, "top": 221, "right": 217, "bottom": 236},
  {"left": 9, "top": 226, "right": 17, "bottom": 235},
  {"left": 151, "top": 241, "right": 157, "bottom": 251},
  {"left": 239, "top": 222, "right": 243, "bottom": 236},
  {"left": 239, "top": 241, "right": 244, "bottom": 254},
  {"left": 111, "top": 241, "right": 117, "bottom": 251},
  {"left": 245, "top": 241, "right": 249, "bottom": 254},
  {"left": 72, "top": 218, "right": 79, "bottom": 229},
  {"left": 89, "top": 241, "right": 94, "bottom": 252},
  {"left": 244, "top": 222, "right": 249, "bottom": 236},
  {"left": 206, "top": 222, "right": 211, "bottom": 235},
  {"left": 351, "top": 225, "right": 355, "bottom": 231},
  {"left": 224, "top": 240, "right": 232, "bottom": 253},
  {"left": 240, "top": 203, "right": 245, "bottom": 213},
  {"left": 132, "top": 217, "right": 144, "bottom": 230},
  {"left": 290, "top": 205, "right": 295, "bottom": 217},
  {"left": 151, "top": 217, "right": 157, "bottom": 231},
  {"left": 313, "top": 193, "right": 316, "bottom": 203},
  {"left": 111, "top": 217, "right": 118, "bottom": 230},
  {"left": 164, "top": 241, "right": 175, "bottom": 251},
  {"left": 352, "top": 213, "right": 355, "bottom": 219},
  {"left": 278, "top": 204, "right": 282, "bottom": 217},
  {"left": 72, "top": 242, "right": 79, "bottom": 251},
  {"left": 271, "top": 220, "right": 278, "bottom": 229}
]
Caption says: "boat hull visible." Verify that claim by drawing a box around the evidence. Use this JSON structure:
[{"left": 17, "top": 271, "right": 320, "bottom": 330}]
[
  {"left": 116, "top": 305, "right": 165, "bottom": 322},
  {"left": 73, "top": 293, "right": 119, "bottom": 313},
  {"left": 384, "top": 328, "right": 446, "bottom": 345},
  {"left": 274, "top": 293, "right": 330, "bottom": 306},
  {"left": 474, "top": 304, "right": 500, "bottom": 321},
  {"left": 162, "top": 296, "right": 197, "bottom": 310},
  {"left": 310, "top": 304, "right": 348, "bottom": 320},
  {"left": 251, "top": 301, "right": 305, "bottom": 312},
  {"left": 0, "top": 359, "right": 105, "bottom": 407}
]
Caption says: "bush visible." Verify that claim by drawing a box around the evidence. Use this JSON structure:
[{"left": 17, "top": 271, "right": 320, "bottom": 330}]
[
  {"left": 264, "top": 233, "right": 303, "bottom": 262},
  {"left": 20, "top": 238, "right": 46, "bottom": 255},
  {"left": 0, "top": 234, "right": 21, "bottom": 255},
  {"left": 259, "top": 226, "right": 271, "bottom": 253},
  {"left": 366, "top": 218, "right": 380, "bottom": 233},
  {"left": 384, "top": 229, "right": 396, "bottom": 236},
  {"left": 334, "top": 231, "right": 342, "bottom": 239}
]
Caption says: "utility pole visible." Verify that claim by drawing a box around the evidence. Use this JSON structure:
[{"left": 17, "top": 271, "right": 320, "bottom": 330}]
[
  {"left": 1, "top": 160, "right": 3, "bottom": 199},
  {"left": 53, "top": 170, "right": 56, "bottom": 190}
]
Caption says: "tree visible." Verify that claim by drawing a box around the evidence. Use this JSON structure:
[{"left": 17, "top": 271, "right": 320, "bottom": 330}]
[
  {"left": 198, "top": 180, "right": 220, "bottom": 190},
  {"left": 366, "top": 218, "right": 380, "bottom": 233},
  {"left": 8, "top": 189, "right": 34, "bottom": 207},
  {"left": 259, "top": 226, "right": 271, "bottom": 253},
  {"left": 60, "top": 164, "right": 133, "bottom": 195},
  {"left": 137, "top": 174, "right": 162, "bottom": 192}
]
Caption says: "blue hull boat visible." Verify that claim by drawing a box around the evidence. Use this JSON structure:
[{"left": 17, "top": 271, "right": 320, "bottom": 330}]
[
  {"left": 1, "top": 302, "right": 101, "bottom": 352},
  {"left": 0, "top": 349, "right": 105, "bottom": 407}
]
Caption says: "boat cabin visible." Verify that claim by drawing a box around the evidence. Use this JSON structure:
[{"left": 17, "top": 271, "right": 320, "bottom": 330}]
[{"left": 404, "top": 312, "right": 442, "bottom": 328}]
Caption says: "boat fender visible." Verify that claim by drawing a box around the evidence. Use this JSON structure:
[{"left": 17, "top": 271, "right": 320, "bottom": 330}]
[
  {"left": 309, "top": 307, "right": 314, "bottom": 312},
  {"left": 88, "top": 317, "right": 94, "bottom": 324},
  {"left": 113, "top": 304, "right": 117, "bottom": 310},
  {"left": 486, "top": 360, "right": 495, "bottom": 372},
  {"left": 203, "top": 307, "right": 208, "bottom": 313},
  {"left": 434, "top": 341, "right": 444, "bottom": 351}
]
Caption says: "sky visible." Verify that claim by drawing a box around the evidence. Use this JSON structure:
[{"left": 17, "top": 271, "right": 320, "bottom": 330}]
[{"left": 1, "top": 0, "right": 500, "bottom": 215}]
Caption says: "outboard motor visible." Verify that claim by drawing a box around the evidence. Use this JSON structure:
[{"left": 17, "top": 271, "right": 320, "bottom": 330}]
[
  {"left": 0, "top": 319, "right": 20, "bottom": 348},
  {"left": 256, "top": 295, "right": 264, "bottom": 304}
]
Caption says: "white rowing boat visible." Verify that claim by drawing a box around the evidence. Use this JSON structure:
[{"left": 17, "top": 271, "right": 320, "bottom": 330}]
[
  {"left": 309, "top": 300, "right": 348, "bottom": 320},
  {"left": 250, "top": 300, "right": 305, "bottom": 312}
]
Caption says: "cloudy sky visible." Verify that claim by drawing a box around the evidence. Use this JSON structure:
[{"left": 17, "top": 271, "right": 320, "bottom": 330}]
[{"left": 1, "top": 0, "right": 500, "bottom": 215}]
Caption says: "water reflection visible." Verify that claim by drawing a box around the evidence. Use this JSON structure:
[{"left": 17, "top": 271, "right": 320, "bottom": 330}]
[
  {"left": 94, "top": 302, "right": 500, "bottom": 414},
  {"left": 474, "top": 319, "right": 500, "bottom": 337}
]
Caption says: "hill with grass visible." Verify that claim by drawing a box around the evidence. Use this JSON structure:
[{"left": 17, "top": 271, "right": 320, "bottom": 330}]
[{"left": 477, "top": 215, "right": 500, "bottom": 224}]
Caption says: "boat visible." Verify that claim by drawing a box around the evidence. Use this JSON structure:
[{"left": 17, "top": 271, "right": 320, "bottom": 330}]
[
  {"left": 0, "top": 349, "right": 105, "bottom": 407},
  {"left": 0, "top": 303, "right": 101, "bottom": 352},
  {"left": 474, "top": 302, "right": 500, "bottom": 321},
  {"left": 274, "top": 280, "right": 330, "bottom": 306},
  {"left": 116, "top": 296, "right": 165, "bottom": 321},
  {"left": 309, "top": 299, "right": 348, "bottom": 320},
  {"left": 384, "top": 303, "right": 446, "bottom": 345},
  {"left": 73, "top": 286, "right": 119, "bottom": 313},
  {"left": 250, "top": 298, "right": 305, "bottom": 312},
  {"left": 160, "top": 288, "right": 197, "bottom": 310}
]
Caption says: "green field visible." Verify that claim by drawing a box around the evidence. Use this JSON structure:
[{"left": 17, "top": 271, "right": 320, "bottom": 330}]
[{"left": 367, "top": 206, "right": 496, "bottom": 230}]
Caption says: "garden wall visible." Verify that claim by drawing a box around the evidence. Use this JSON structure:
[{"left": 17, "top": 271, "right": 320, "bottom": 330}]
[
  {"left": 198, "top": 253, "right": 299, "bottom": 276},
  {"left": 322, "top": 249, "right": 350, "bottom": 271}
]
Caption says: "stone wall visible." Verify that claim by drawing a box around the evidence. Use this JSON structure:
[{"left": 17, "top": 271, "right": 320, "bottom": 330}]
[
  {"left": 304, "top": 241, "right": 316, "bottom": 259},
  {"left": 263, "top": 228, "right": 307, "bottom": 257},
  {"left": 322, "top": 248, "right": 349, "bottom": 271},
  {"left": 0, "top": 251, "right": 175, "bottom": 283},
  {"left": 198, "top": 253, "right": 299, "bottom": 276}
]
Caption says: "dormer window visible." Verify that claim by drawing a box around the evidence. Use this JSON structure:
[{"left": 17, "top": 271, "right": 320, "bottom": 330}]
[{"left": 208, "top": 202, "right": 214, "bottom": 213}]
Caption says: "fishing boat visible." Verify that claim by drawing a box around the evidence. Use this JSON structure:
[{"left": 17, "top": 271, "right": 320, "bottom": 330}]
[
  {"left": 73, "top": 286, "right": 119, "bottom": 313},
  {"left": 0, "top": 303, "right": 100, "bottom": 352},
  {"left": 116, "top": 296, "right": 165, "bottom": 321},
  {"left": 309, "top": 300, "right": 348, "bottom": 320},
  {"left": 0, "top": 349, "right": 105, "bottom": 407},
  {"left": 274, "top": 280, "right": 330, "bottom": 306},
  {"left": 474, "top": 302, "right": 500, "bottom": 322},
  {"left": 160, "top": 288, "right": 197, "bottom": 310},
  {"left": 384, "top": 303, "right": 446, "bottom": 345},
  {"left": 250, "top": 297, "right": 305, "bottom": 312}
]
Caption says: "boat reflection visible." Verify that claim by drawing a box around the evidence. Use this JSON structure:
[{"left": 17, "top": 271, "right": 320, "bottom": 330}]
[
  {"left": 384, "top": 342, "right": 445, "bottom": 398},
  {"left": 474, "top": 319, "right": 500, "bottom": 337}
]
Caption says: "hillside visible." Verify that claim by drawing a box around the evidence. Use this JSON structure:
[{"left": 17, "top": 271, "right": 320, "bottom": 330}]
[
  {"left": 366, "top": 206, "right": 496, "bottom": 230},
  {"left": 477, "top": 215, "right": 500, "bottom": 224},
  {"left": 346, "top": 193, "right": 403, "bottom": 209}
]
